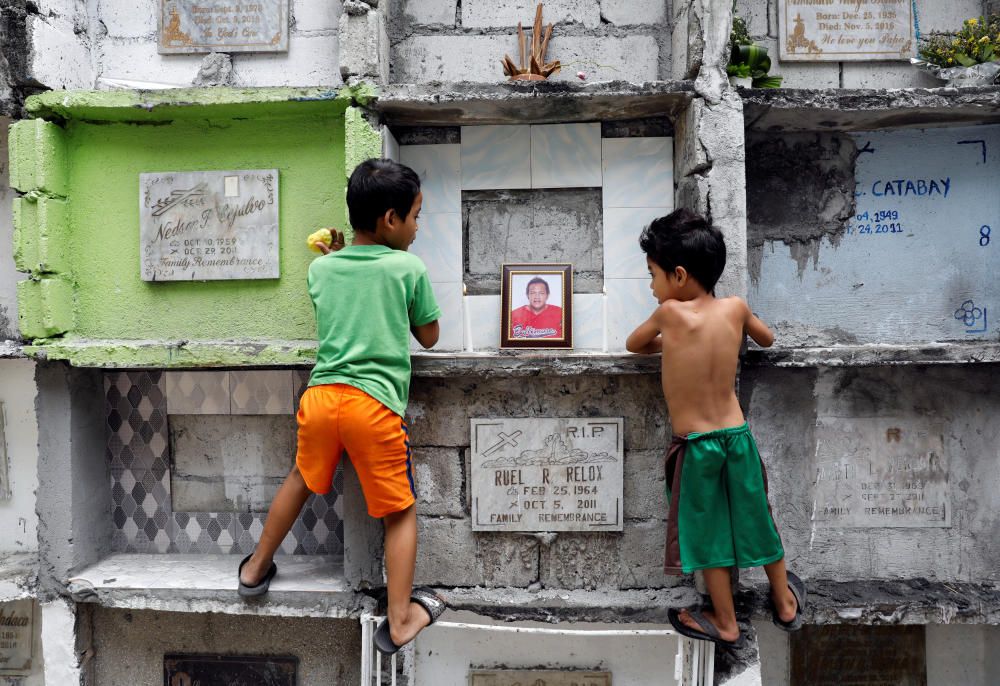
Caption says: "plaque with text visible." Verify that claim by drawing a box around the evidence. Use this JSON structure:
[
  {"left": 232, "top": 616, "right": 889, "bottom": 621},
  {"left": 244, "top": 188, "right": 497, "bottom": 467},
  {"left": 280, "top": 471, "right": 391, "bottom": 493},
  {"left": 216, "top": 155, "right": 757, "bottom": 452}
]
[
  {"left": 0, "top": 599, "right": 34, "bottom": 676},
  {"left": 813, "top": 418, "right": 949, "bottom": 528},
  {"left": 471, "top": 670, "right": 612, "bottom": 686},
  {"left": 140, "top": 170, "right": 279, "bottom": 282},
  {"left": 791, "top": 625, "right": 925, "bottom": 686},
  {"left": 159, "top": 0, "right": 288, "bottom": 54},
  {"left": 164, "top": 654, "right": 296, "bottom": 685},
  {"left": 778, "top": 0, "right": 914, "bottom": 61},
  {"left": 471, "top": 418, "right": 623, "bottom": 532}
]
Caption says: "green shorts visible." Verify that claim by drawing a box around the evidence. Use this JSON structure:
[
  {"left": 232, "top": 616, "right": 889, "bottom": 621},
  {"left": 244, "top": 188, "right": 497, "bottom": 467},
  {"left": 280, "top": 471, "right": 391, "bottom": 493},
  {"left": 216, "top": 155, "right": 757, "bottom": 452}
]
[{"left": 664, "top": 423, "right": 784, "bottom": 574}]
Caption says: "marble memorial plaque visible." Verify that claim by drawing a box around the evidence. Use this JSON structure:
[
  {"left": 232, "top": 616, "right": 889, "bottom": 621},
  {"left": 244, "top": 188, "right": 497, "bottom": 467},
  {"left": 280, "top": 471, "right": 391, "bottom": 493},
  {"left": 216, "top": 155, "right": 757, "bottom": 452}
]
[
  {"left": 791, "top": 625, "right": 925, "bottom": 686},
  {"left": 140, "top": 170, "right": 279, "bottom": 281},
  {"left": 778, "top": 0, "right": 914, "bottom": 62},
  {"left": 0, "top": 599, "right": 34, "bottom": 676},
  {"left": 471, "top": 418, "right": 623, "bottom": 532},
  {"left": 813, "top": 418, "right": 949, "bottom": 528},
  {"left": 164, "top": 654, "right": 296, "bottom": 685},
  {"left": 159, "top": 0, "right": 288, "bottom": 54},
  {"left": 470, "top": 670, "right": 612, "bottom": 686}
]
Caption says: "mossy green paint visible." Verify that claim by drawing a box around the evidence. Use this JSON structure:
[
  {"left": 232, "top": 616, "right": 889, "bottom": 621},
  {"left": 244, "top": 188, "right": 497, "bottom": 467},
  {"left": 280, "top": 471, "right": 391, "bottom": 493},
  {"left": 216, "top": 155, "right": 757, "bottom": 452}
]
[{"left": 342, "top": 106, "right": 384, "bottom": 240}]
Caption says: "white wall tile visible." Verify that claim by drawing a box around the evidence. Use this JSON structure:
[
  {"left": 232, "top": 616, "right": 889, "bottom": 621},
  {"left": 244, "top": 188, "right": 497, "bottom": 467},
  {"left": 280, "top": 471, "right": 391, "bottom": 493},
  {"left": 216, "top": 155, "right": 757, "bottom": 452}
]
[
  {"left": 573, "top": 293, "right": 604, "bottom": 350},
  {"left": 606, "top": 278, "right": 657, "bottom": 352},
  {"left": 531, "top": 122, "right": 602, "bottom": 189},
  {"left": 461, "top": 125, "right": 531, "bottom": 190},
  {"left": 165, "top": 371, "right": 230, "bottom": 414},
  {"left": 229, "top": 370, "right": 293, "bottom": 415},
  {"left": 412, "top": 282, "right": 464, "bottom": 352},
  {"left": 602, "top": 137, "right": 674, "bottom": 208},
  {"left": 410, "top": 213, "right": 462, "bottom": 283},
  {"left": 400, "top": 144, "right": 461, "bottom": 214},
  {"left": 466, "top": 294, "right": 501, "bottom": 351},
  {"left": 604, "top": 206, "right": 671, "bottom": 279}
]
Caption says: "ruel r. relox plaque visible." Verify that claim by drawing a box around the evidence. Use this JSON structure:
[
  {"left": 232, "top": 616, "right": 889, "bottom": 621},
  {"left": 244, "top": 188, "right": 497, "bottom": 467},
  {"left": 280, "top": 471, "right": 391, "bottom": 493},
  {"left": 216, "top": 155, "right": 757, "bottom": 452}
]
[{"left": 471, "top": 418, "right": 623, "bottom": 532}]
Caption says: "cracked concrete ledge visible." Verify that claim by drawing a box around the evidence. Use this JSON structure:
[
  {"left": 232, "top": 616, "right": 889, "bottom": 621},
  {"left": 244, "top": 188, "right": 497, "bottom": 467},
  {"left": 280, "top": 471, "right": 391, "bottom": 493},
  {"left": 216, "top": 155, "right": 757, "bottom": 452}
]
[
  {"left": 375, "top": 80, "right": 695, "bottom": 125},
  {"left": 743, "top": 86, "right": 1000, "bottom": 132},
  {"left": 744, "top": 580, "right": 1000, "bottom": 626},
  {"left": 0, "top": 552, "right": 39, "bottom": 601},
  {"left": 410, "top": 352, "right": 661, "bottom": 377},
  {"left": 744, "top": 342, "right": 1000, "bottom": 368},
  {"left": 0, "top": 339, "right": 26, "bottom": 358},
  {"left": 24, "top": 338, "right": 319, "bottom": 368},
  {"left": 437, "top": 586, "right": 702, "bottom": 624}
]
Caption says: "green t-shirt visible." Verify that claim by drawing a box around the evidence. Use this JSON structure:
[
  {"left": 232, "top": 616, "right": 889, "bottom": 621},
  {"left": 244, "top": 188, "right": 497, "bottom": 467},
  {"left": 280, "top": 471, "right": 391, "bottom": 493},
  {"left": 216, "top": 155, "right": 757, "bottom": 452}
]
[{"left": 307, "top": 245, "right": 441, "bottom": 416}]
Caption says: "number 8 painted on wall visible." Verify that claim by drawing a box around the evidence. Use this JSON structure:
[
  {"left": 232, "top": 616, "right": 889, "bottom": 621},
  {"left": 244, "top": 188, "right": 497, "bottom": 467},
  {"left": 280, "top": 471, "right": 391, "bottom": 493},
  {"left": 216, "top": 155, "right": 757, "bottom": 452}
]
[{"left": 981, "top": 226, "right": 991, "bottom": 247}]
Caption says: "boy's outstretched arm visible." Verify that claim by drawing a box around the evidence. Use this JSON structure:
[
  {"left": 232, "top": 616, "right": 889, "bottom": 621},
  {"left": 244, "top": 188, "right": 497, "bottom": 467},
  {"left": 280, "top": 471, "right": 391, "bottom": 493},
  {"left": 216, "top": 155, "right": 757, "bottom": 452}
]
[
  {"left": 411, "top": 320, "right": 440, "bottom": 349},
  {"left": 743, "top": 301, "right": 774, "bottom": 347},
  {"left": 625, "top": 308, "right": 663, "bottom": 354}
]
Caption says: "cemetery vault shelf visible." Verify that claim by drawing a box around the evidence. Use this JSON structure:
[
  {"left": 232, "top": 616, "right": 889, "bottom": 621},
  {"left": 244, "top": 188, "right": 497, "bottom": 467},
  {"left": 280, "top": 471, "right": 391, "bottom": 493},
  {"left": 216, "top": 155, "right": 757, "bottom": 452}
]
[
  {"left": 66, "top": 554, "right": 366, "bottom": 619},
  {"left": 376, "top": 81, "right": 695, "bottom": 126},
  {"left": 746, "top": 342, "right": 1000, "bottom": 368},
  {"left": 743, "top": 85, "right": 1000, "bottom": 132}
]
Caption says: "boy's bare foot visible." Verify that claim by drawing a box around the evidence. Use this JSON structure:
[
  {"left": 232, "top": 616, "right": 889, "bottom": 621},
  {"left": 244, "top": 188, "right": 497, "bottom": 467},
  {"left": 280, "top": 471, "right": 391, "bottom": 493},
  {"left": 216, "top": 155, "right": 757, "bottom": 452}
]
[
  {"left": 677, "top": 608, "right": 741, "bottom": 644},
  {"left": 239, "top": 552, "right": 271, "bottom": 587},
  {"left": 388, "top": 600, "right": 433, "bottom": 647}
]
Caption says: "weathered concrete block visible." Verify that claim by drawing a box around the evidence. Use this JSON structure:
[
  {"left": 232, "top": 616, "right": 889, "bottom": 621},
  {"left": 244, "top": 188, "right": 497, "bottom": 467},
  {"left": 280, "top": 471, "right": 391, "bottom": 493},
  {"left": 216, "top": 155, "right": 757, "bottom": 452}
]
[
  {"left": 733, "top": 0, "right": 768, "bottom": 38},
  {"left": 28, "top": 15, "right": 92, "bottom": 90},
  {"left": 98, "top": 0, "right": 157, "bottom": 38},
  {"left": 400, "top": 0, "right": 457, "bottom": 26},
  {"left": 234, "top": 33, "right": 342, "bottom": 86},
  {"left": 12, "top": 196, "right": 69, "bottom": 275},
  {"left": 917, "top": 0, "right": 982, "bottom": 34},
  {"left": 414, "top": 447, "right": 464, "bottom": 517},
  {"left": 407, "top": 376, "right": 669, "bottom": 451},
  {"left": 8, "top": 119, "right": 68, "bottom": 196},
  {"left": 623, "top": 449, "right": 667, "bottom": 520},
  {"left": 462, "top": 0, "right": 601, "bottom": 29},
  {"left": 292, "top": 0, "right": 344, "bottom": 32},
  {"left": 600, "top": 0, "right": 666, "bottom": 25},
  {"left": 392, "top": 35, "right": 658, "bottom": 83},
  {"left": 95, "top": 38, "right": 203, "bottom": 86},
  {"left": 465, "top": 189, "right": 604, "bottom": 293},
  {"left": 16, "top": 277, "right": 74, "bottom": 339},
  {"left": 756, "top": 38, "right": 840, "bottom": 89},
  {"left": 540, "top": 520, "right": 678, "bottom": 590},
  {"left": 415, "top": 517, "right": 539, "bottom": 587},
  {"left": 339, "top": 7, "right": 388, "bottom": 82},
  {"left": 841, "top": 62, "right": 940, "bottom": 89}
]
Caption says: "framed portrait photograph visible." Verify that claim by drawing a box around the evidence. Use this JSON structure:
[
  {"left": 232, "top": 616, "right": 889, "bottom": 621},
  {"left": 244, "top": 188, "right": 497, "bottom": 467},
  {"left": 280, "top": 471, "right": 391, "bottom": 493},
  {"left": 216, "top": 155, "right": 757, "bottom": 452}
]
[{"left": 500, "top": 263, "right": 573, "bottom": 349}]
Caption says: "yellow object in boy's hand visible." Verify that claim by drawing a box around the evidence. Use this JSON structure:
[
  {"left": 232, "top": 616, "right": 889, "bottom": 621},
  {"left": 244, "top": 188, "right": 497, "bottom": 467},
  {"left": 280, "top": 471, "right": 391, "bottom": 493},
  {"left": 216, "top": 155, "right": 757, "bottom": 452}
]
[{"left": 307, "top": 228, "right": 333, "bottom": 252}]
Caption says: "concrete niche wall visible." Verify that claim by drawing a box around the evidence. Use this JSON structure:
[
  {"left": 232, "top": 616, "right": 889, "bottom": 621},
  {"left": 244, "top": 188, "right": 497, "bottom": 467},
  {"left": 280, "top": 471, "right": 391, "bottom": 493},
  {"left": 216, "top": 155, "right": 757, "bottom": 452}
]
[
  {"left": 89, "top": 607, "right": 361, "bottom": 685},
  {"left": 389, "top": 0, "right": 673, "bottom": 82},
  {"left": 734, "top": 0, "right": 986, "bottom": 88}
]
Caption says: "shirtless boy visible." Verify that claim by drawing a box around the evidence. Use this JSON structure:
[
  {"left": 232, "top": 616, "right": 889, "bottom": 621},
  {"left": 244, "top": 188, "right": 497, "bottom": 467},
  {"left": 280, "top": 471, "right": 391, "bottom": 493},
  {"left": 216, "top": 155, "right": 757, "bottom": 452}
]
[{"left": 625, "top": 208, "right": 805, "bottom": 649}]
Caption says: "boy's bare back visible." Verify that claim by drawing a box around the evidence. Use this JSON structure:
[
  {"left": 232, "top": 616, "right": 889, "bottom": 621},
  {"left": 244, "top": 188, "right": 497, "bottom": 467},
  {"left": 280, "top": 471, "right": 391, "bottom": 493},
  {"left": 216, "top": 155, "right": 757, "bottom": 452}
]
[{"left": 635, "top": 295, "right": 773, "bottom": 436}]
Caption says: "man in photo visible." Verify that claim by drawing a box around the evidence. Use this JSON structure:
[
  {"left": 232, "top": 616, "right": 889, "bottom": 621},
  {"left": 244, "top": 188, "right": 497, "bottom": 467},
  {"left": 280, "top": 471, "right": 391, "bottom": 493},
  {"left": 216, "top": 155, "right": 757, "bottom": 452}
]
[{"left": 511, "top": 276, "right": 563, "bottom": 338}]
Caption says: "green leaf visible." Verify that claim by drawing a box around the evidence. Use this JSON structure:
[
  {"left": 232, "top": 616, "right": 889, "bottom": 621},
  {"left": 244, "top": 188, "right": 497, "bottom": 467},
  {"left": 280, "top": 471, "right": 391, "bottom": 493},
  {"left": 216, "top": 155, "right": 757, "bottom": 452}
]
[
  {"left": 955, "top": 52, "right": 978, "bottom": 67},
  {"left": 752, "top": 75, "right": 783, "bottom": 89},
  {"left": 727, "top": 63, "right": 752, "bottom": 77},
  {"left": 732, "top": 44, "right": 773, "bottom": 74}
]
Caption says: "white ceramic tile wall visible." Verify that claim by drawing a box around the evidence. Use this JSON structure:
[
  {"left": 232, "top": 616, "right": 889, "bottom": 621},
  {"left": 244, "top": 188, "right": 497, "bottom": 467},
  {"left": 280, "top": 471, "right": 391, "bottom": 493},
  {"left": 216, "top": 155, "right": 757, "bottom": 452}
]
[
  {"left": 573, "top": 293, "right": 605, "bottom": 350},
  {"left": 411, "top": 213, "right": 462, "bottom": 283},
  {"left": 466, "top": 294, "right": 501, "bottom": 351},
  {"left": 411, "top": 282, "right": 464, "bottom": 352},
  {"left": 461, "top": 125, "right": 532, "bottom": 190},
  {"left": 382, "top": 126, "right": 399, "bottom": 162},
  {"left": 604, "top": 206, "right": 671, "bottom": 279},
  {"left": 531, "top": 123, "right": 603, "bottom": 189},
  {"left": 606, "top": 278, "right": 656, "bottom": 351},
  {"left": 602, "top": 137, "right": 674, "bottom": 208},
  {"left": 399, "top": 144, "right": 462, "bottom": 213}
]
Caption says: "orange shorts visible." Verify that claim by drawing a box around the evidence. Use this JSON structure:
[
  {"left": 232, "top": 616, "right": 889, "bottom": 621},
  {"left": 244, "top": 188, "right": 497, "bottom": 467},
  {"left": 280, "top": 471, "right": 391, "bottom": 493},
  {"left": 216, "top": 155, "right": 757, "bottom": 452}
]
[{"left": 296, "top": 383, "right": 415, "bottom": 518}]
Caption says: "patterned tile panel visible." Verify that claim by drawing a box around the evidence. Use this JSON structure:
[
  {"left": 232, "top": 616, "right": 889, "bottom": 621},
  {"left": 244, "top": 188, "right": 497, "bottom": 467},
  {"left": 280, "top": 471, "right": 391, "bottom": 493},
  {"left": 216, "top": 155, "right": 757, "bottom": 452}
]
[
  {"left": 164, "top": 371, "right": 230, "bottom": 414},
  {"left": 106, "top": 371, "right": 342, "bottom": 556},
  {"left": 230, "top": 370, "right": 294, "bottom": 415}
]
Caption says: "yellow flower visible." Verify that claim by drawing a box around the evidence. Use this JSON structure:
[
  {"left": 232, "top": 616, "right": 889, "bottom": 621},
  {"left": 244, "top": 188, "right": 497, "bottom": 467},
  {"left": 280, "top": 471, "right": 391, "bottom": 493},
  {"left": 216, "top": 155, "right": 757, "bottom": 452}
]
[
  {"left": 968, "top": 18, "right": 978, "bottom": 26},
  {"left": 948, "top": 57, "right": 954, "bottom": 63},
  {"left": 981, "top": 36, "right": 990, "bottom": 42}
]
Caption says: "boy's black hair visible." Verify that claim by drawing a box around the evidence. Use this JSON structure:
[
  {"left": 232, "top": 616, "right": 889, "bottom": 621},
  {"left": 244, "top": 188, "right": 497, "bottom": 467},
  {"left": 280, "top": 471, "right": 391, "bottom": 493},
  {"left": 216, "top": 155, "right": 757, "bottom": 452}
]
[
  {"left": 525, "top": 277, "right": 550, "bottom": 295},
  {"left": 639, "top": 208, "right": 726, "bottom": 292},
  {"left": 346, "top": 159, "right": 422, "bottom": 233}
]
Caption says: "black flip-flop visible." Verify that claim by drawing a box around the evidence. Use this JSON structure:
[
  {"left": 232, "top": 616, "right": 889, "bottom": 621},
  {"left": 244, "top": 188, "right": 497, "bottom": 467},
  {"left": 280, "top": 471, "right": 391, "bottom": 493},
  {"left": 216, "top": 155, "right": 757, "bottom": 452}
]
[
  {"left": 237, "top": 553, "right": 277, "bottom": 598},
  {"left": 374, "top": 587, "right": 448, "bottom": 655},
  {"left": 771, "top": 571, "right": 806, "bottom": 632},
  {"left": 668, "top": 608, "right": 746, "bottom": 649}
]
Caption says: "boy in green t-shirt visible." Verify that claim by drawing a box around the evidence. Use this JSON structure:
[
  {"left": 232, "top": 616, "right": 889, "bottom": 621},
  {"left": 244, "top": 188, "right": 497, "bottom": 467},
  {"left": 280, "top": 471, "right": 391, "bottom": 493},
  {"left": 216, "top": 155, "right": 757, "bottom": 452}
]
[{"left": 238, "top": 159, "right": 446, "bottom": 655}]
